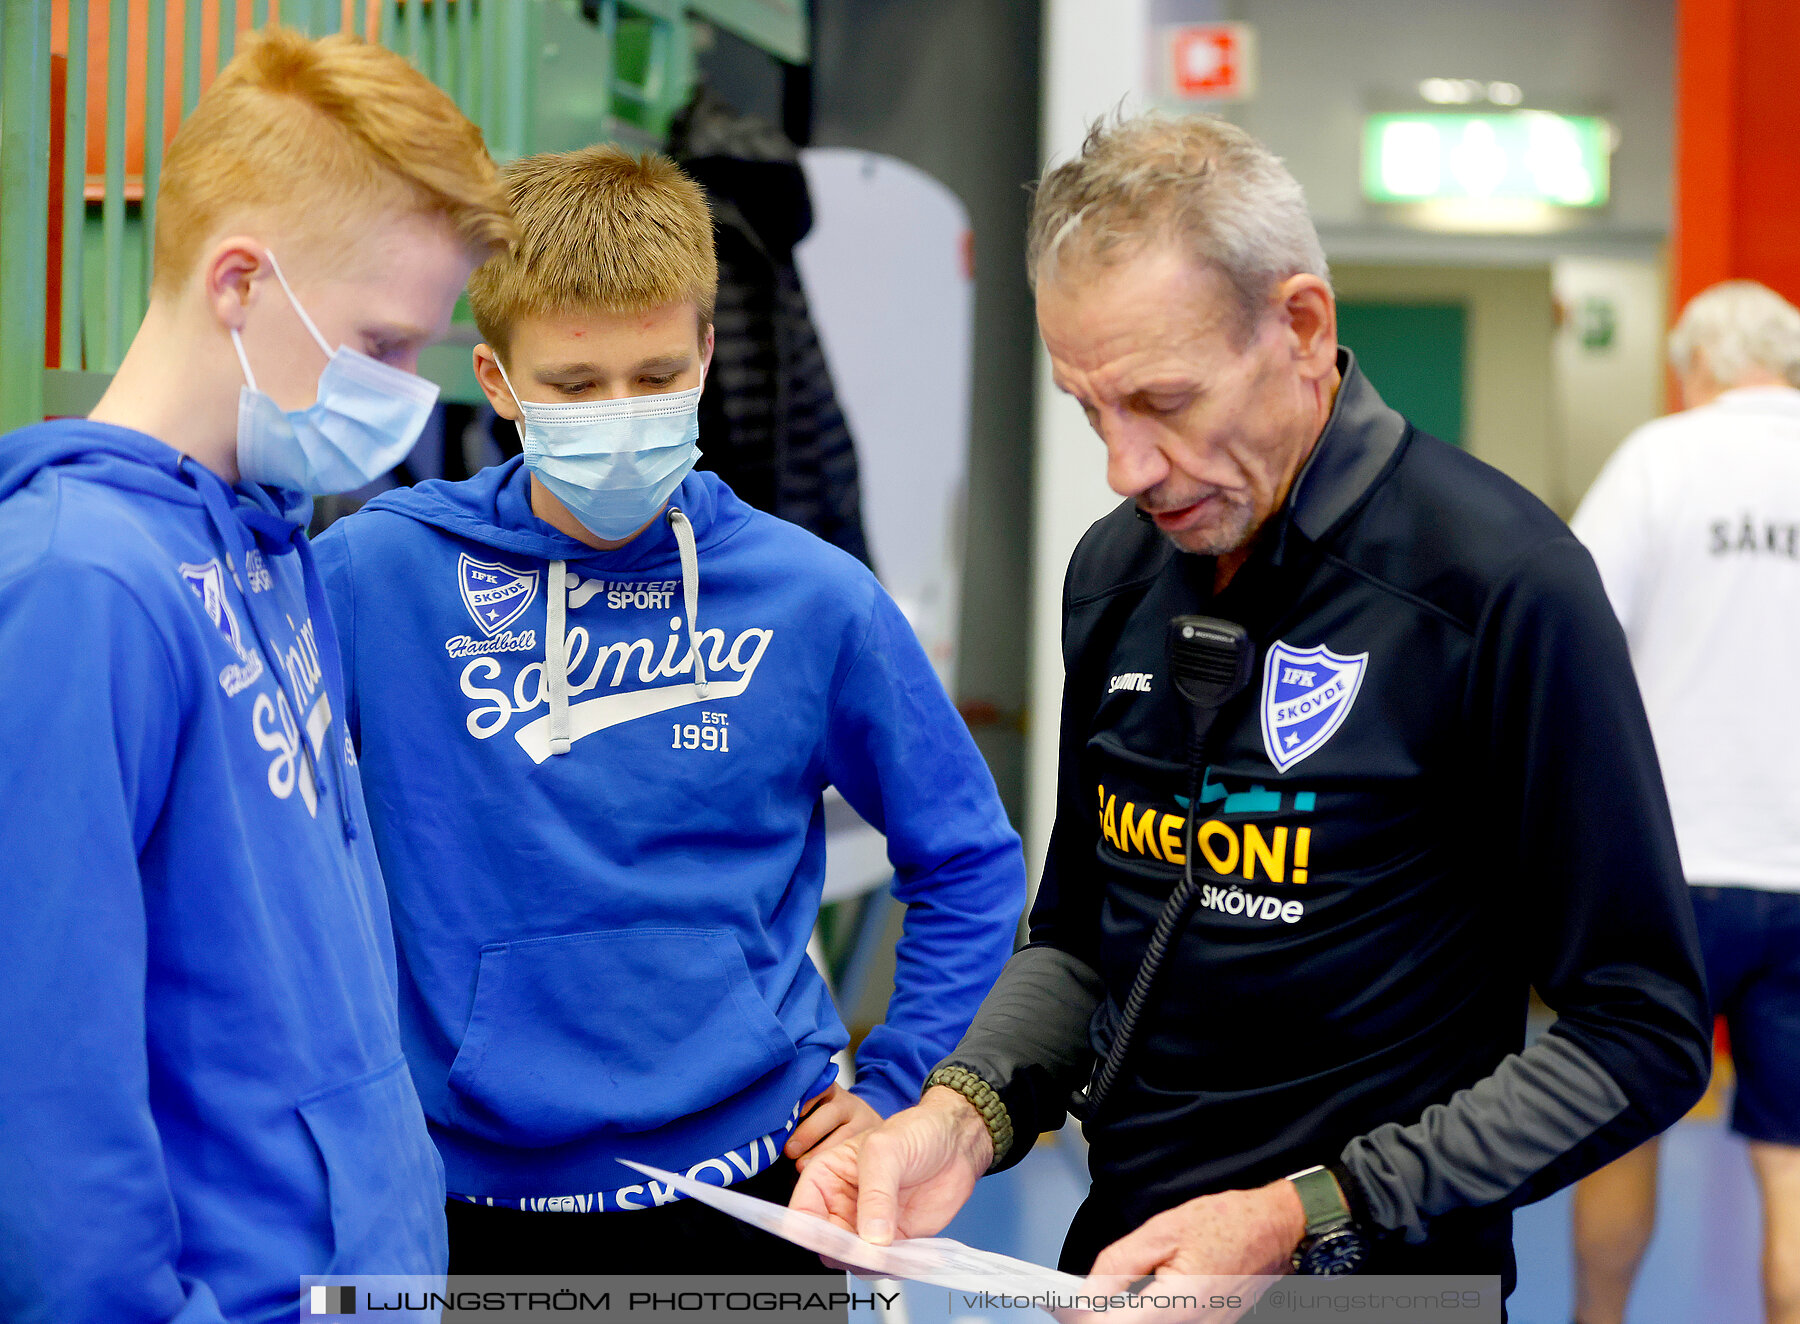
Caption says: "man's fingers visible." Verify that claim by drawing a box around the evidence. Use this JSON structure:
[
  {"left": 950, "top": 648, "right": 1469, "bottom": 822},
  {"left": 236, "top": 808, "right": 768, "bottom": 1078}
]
[
  {"left": 788, "top": 1137, "right": 865, "bottom": 1232},
  {"left": 784, "top": 1101, "right": 842, "bottom": 1159},
  {"left": 853, "top": 1133, "right": 904, "bottom": 1245},
  {"left": 794, "top": 1122, "right": 857, "bottom": 1172},
  {"left": 1088, "top": 1226, "right": 1171, "bottom": 1280},
  {"left": 787, "top": 1163, "right": 835, "bottom": 1220},
  {"left": 808, "top": 1173, "right": 861, "bottom": 1233}
]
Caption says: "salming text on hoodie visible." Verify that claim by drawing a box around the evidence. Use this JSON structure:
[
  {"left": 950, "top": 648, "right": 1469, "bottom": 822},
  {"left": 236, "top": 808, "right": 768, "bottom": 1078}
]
[
  {"left": 311, "top": 461, "right": 1024, "bottom": 1202},
  {"left": 0, "top": 421, "right": 446, "bottom": 1323}
]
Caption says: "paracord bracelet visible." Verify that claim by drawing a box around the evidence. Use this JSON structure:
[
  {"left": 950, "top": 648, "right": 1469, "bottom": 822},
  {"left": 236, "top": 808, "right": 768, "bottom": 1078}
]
[{"left": 922, "top": 1064, "right": 1014, "bottom": 1170}]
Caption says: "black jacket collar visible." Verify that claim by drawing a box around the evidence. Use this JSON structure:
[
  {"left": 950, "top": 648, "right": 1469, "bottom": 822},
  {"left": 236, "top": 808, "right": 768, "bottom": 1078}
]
[{"left": 1272, "top": 348, "right": 1408, "bottom": 564}]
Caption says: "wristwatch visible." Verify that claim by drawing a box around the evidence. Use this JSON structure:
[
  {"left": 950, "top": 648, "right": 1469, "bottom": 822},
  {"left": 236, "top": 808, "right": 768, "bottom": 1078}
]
[{"left": 1285, "top": 1165, "right": 1368, "bottom": 1276}]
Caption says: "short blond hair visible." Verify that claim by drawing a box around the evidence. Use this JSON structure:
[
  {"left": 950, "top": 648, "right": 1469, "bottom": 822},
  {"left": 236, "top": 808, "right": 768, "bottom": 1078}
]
[
  {"left": 153, "top": 28, "right": 514, "bottom": 294},
  {"left": 1028, "top": 112, "right": 1327, "bottom": 333},
  {"left": 467, "top": 145, "right": 718, "bottom": 358}
]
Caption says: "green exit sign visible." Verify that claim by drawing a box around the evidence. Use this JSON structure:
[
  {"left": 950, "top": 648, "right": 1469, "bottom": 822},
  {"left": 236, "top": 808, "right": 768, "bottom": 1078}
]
[{"left": 1363, "top": 112, "right": 1611, "bottom": 207}]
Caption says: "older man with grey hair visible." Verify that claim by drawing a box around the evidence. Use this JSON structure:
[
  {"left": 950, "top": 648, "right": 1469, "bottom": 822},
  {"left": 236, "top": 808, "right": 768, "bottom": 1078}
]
[
  {"left": 1570, "top": 280, "right": 1800, "bottom": 1324},
  {"left": 792, "top": 113, "right": 1709, "bottom": 1298}
]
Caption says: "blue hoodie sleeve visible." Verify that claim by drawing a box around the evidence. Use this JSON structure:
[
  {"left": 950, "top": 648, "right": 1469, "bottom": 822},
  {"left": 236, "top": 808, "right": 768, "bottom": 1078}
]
[
  {"left": 0, "top": 560, "right": 229, "bottom": 1324},
  {"left": 822, "top": 586, "right": 1025, "bottom": 1116},
  {"left": 309, "top": 524, "right": 359, "bottom": 745}
]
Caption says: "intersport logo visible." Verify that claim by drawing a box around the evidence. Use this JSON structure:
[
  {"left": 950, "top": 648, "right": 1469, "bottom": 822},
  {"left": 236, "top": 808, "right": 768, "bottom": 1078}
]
[{"left": 460, "top": 616, "right": 773, "bottom": 763}]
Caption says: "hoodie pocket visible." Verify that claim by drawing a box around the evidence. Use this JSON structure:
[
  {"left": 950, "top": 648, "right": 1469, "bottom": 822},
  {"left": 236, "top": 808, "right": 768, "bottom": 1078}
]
[
  {"left": 446, "top": 927, "right": 798, "bottom": 1147},
  {"left": 298, "top": 1057, "right": 448, "bottom": 1274}
]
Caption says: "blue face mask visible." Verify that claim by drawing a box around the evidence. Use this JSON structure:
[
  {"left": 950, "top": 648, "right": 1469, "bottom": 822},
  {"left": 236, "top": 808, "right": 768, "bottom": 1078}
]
[
  {"left": 232, "top": 250, "right": 439, "bottom": 495},
  {"left": 496, "top": 357, "right": 703, "bottom": 542}
]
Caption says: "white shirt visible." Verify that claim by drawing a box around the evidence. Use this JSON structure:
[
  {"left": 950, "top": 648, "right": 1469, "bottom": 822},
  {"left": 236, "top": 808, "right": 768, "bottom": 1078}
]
[{"left": 1572, "top": 386, "right": 1800, "bottom": 892}]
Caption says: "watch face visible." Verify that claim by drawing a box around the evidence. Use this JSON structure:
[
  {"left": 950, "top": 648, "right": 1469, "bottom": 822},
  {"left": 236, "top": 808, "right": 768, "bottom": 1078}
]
[{"left": 1298, "top": 1228, "right": 1367, "bottom": 1277}]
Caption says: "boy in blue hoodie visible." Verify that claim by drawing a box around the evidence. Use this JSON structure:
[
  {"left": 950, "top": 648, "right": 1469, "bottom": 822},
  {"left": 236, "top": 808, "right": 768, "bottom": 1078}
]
[
  {"left": 0, "top": 31, "right": 514, "bottom": 1322},
  {"left": 310, "top": 144, "right": 1025, "bottom": 1274}
]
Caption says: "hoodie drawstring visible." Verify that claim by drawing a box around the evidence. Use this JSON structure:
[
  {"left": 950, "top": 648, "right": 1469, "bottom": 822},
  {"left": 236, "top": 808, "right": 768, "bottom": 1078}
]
[
  {"left": 538, "top": 507, "right": 708, "bottom": 757},
  {"left": 292, "top": 534, "right": 359, "bottom": 843},
  {"left": 185, "top": 459, "right": 356, "bottom": 843},
  {"left": 667, "top": 506, "right": 709, "bottom": 699},
  {"left": 545, "top": 559, "right": 572, "bottom": 757}
]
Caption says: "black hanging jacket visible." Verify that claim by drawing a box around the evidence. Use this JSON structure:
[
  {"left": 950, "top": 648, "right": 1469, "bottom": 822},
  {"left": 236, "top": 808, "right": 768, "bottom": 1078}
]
[{"left": 670, "top": 90, "right": 872, "bottom": 567}]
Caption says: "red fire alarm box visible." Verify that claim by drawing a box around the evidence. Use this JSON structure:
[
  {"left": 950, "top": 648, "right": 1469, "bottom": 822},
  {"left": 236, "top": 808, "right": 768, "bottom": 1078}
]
[{"left": 1163, "top": 23, "right": 1257, "bottom": 102}]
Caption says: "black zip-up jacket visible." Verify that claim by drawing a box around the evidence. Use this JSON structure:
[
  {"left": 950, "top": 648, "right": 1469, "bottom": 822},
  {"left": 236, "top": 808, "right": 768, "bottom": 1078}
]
[
  {"left": 670, "top": 88, "right": 873, "bottom": 567},
  {"left": 940, "top": 351, "right": 1710, "bottom": 1290}
]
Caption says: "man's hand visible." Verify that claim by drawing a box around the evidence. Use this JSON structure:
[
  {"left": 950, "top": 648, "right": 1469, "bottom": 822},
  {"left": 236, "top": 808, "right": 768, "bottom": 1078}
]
[
  {"left": 1088, "top": 1179, "right": 1307, "bottom": 1281},
  {"left": 784, "top": 1083, "right": 882, "bottom": 1169},
  {"left": 788, "top": 1085, "right": 994, "bottom": 1245}
]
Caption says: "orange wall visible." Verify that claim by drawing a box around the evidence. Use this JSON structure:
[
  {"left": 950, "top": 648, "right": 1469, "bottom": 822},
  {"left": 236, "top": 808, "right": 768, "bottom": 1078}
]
[
  {"left": 1673, "top": 0, "right": 1800, "bottom": 312},
  {"left": 50, "top": 1, "right": 378, "bottom": 199}
]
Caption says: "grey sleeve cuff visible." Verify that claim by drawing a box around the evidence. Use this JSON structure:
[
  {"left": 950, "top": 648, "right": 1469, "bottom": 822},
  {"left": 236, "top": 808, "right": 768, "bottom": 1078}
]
[
  {"left": 1338, "top": 1031, "right": 1630, "bottom": 1244},
  {"left": 933, "top": 943, "right": 1104, "bottom": 1172}
]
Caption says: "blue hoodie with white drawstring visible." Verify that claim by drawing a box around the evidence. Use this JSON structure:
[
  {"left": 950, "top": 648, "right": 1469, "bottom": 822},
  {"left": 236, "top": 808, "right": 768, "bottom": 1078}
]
[
  {"left": 0, "top": 420, "right": 446, "bottom": 1324},
  {"left": 310, "top": 459, "right": 1024, "bottom": 1207}
]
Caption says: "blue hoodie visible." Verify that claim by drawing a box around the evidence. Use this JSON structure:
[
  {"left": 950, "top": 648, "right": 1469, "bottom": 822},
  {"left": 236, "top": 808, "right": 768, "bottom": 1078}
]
[
  {"left": 310, "top": 460, "right": 1023, "bottom": 1202},
  {"left": 0, "top": 421, "right": 446, "bottom": 1323}
]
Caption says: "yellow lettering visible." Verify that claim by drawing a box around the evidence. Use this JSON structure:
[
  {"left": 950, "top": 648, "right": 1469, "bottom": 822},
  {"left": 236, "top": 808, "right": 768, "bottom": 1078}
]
[
  {"left": 1159, "top": 812, "right": 1186, "bottom": 865},
  {"left": 1102, "top": 794, "right": 1120, "bottom": 850},
  {"left": 1243, "top": 824, "right": 1287, "bottom": 883},
  {"left": 1294, "top": 826, "right": 1311, "bottom": 884},
  {"left": 1197, "top": 820, "right": 1239, "bottom": 875},
  {"left": 1121, "top": 802, "right": 1163, "bottom": 860}
]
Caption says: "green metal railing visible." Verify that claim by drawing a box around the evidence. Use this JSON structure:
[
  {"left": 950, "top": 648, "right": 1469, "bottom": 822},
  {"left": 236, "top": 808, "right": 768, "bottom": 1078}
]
[
  {"left": 1, "top": 3, "right": 54, "bottom": 432},
  {"left": 0, "top": 0, "right": 808, "bottom": 431}
]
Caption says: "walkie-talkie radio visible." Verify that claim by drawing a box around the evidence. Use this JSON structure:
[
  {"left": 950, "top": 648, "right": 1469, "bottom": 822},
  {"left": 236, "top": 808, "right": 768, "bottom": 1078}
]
[{"left": 1070, "top": 615, "right": 1254, "bottom": 1122}]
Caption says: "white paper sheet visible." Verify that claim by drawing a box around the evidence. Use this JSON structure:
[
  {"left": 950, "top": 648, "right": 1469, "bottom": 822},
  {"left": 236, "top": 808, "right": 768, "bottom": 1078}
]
[{"left": 618, "top": 1161, "right": 1089, "bottom": 1293}]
